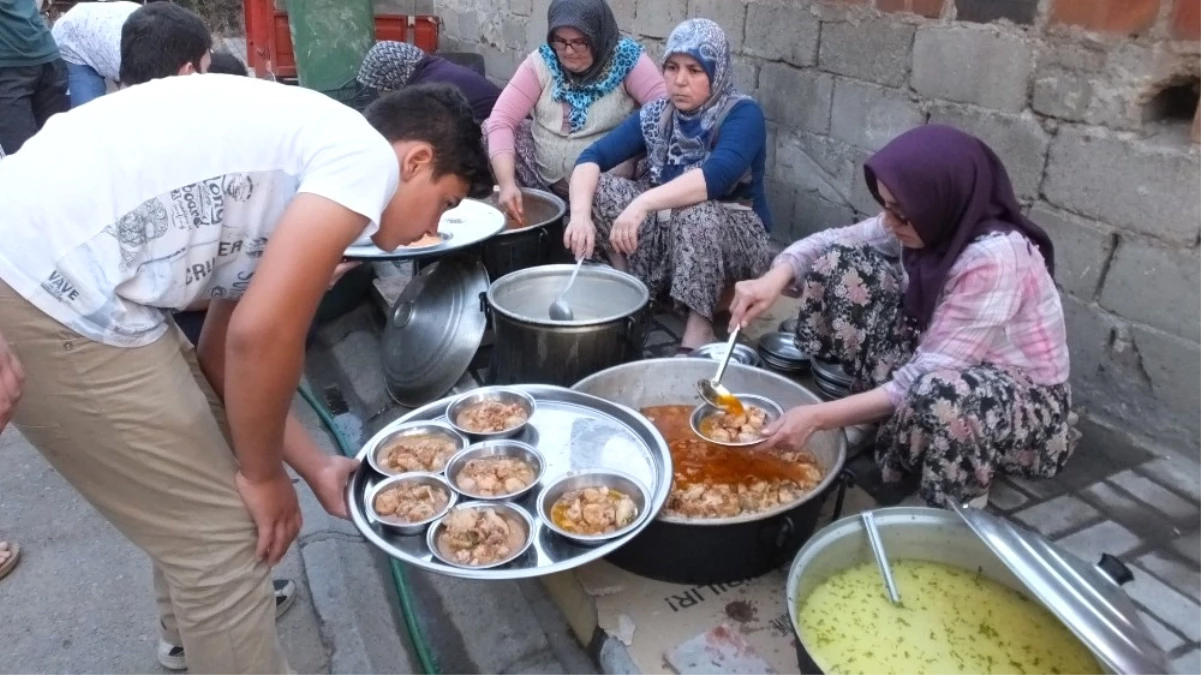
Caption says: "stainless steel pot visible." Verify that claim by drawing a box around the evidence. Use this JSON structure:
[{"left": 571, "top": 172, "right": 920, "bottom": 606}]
[
  {"left": 478, "top": 188, "right": 570, "bottom": 281},
  {"left": 572, "top": 359, "right": 847, "bottom": 584},
  {"left": 786, "top": 506, "right": 1170, "bottom": 674},
  {"left": 487, "top": 264, "right": 650, "bottom": 387}
]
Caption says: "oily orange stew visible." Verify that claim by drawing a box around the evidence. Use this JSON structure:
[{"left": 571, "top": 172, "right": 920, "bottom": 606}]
[{"left": 641, "top": 405, "right": 823, "bottom": 519}]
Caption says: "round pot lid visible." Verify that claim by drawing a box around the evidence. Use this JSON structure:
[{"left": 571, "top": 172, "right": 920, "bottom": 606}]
[
  {"left": 759, "top": 332, "right": 809, "bottom": 363},
  {"left": 950, "top": 503, "right": 1170, "bottom": 674},
  {"left": 382, "top": 254, "right": 489, "bottom": 407},
  {"left": 487, "top": 264, "right": 649, "bottom": 327}
]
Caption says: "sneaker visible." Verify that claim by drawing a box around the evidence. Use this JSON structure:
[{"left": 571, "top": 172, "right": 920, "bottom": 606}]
[{"left": 156, "top": 578, "right": 297, "bottom": 671}]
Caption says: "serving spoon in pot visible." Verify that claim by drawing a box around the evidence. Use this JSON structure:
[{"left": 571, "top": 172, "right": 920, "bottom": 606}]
[
  {"left": 549, "top": 257, "right": 585, "bottom": 321},
  {"left": 862, "top": 510, "right": 902, "bottom": 606},
  {"left": 696, "top": 326, "right": 745, "bottom": 414}
]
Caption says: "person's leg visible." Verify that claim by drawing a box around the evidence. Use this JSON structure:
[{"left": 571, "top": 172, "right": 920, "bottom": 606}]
[
  {"left": 792, "top": 244, "right": 918, "bottom": 392},
  {"left": 31, "top": 59, "right": 69, "bottom": 128},
  {"left": 588, "top": 173, "right": 656, "bottom": 275},
  {"left": 0, "top": 65, "right": 41, "bottom": 154},
  {"left": 0, "top": 281, "right": 288, "bottom": 674},
  {"left": 512, "top": 119, "right": 548, "bottom": 190},
  {"left": 875, "top": 364, "right": 1074, "bottom": 507},
  {"left": 665, "top": 203, "right": 774, "bottom": 349},
  {"left": 65, "top": 61, "right": 107, "bottom": 108}
]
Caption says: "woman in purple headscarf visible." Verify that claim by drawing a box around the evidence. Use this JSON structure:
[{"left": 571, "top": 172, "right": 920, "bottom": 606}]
[{"left": 730, "top": 125, "right": 1076, "bottom": 508}]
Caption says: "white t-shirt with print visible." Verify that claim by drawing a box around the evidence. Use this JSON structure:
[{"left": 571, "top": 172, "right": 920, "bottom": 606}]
[
  {"left": 51, "top": 0, "right": 139, "bottom": 81},
  {"left": 0, "top": 74, "right": 399, "bottom": 348}
]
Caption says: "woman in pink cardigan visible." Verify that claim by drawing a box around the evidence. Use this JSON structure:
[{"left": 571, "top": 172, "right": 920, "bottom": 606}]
[
  {"left": 731, "top": 126, "right": 1077, "bottom": 509},
  {"left": 483, "top": 0, "right": 665, "bottom": 225}
]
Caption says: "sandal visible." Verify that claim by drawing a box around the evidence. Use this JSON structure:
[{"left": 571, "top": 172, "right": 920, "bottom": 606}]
[
  {"left": 673, "top": 346, "right": 695, "bottom": 358},
  {"left": 0, "top": 541, "right": 21, "bottom": 581}
]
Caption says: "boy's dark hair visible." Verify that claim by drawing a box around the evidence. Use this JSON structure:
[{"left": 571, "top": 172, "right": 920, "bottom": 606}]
[
  {"left": 119, "top": 2, "right": 212, "bottom": 86},
  {"left": 207, "top": 51, "right": 248, "bottom": 76},
  {"left": 363, "top": 84, "right": 492, "bottom": 198}
]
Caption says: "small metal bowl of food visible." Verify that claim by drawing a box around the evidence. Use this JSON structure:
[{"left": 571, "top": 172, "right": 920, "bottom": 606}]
[
  {"left": 446, "top": 387, "right": 537, "bottom": 439},
  {"left": 427, "top": 501, "right": 536, "bottom": 569},
  {"left": 690, "top": 394, "right": 785, "bottom": 448},
  {"left": 366, "top": 472, "right": 458, "bottom": 536},
  {"left": 367, "top": 422, "right": 469, "bottom": 476},
  {"left": 536, "top": 470, "right": 650, "bottom": 546},
  {"left": 444, "top": 440, "right": 546, "bottom": 501}
]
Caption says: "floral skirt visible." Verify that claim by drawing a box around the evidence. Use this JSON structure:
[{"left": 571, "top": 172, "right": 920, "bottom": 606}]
[
  {"left": 794, "top": 244, "right": 1078, "bottom": 506},
  {"left": 590, "top": 174, "right": 773, "bottom": 320}
]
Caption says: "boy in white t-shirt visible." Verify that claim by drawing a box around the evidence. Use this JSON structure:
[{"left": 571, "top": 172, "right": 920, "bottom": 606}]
[{"left": 0, "top": 74, "right": 490, "bottom": 673}]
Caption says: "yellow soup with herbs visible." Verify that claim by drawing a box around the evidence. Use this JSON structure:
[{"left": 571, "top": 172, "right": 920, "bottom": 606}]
[{"left": 797, "top": 560, "right": 1102, "bottom": 675}]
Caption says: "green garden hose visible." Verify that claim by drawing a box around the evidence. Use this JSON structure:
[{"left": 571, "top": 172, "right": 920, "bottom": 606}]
[{"left": 296, "top": 384, "right": 440, "bottom": 675}]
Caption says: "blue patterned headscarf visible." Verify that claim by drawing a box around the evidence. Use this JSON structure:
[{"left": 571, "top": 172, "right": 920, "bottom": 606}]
[
  {"left": 538, "top": 0, "right": 643, "bottom": 133},
  {"left": 639, "top": 18, "right": 750, "bottom": 185}
]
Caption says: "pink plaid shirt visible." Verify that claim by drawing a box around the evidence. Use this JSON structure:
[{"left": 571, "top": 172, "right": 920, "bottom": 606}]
[{"left": 774, "top": 215, "right": 1070, "bottom": 406}]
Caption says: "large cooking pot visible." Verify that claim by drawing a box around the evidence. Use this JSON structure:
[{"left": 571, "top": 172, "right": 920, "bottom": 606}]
[
  {"left": 786, "top": 506, "right": 1170, "bottom": 674},
  {"left": 572, "top": 359, "right": 847, "bottom": 585},
  {"left": 479, "top": 188, "right": 570, "bottom": 281},
  {"left": 488, "top": 264, "right": 650, "bottom": 387}
]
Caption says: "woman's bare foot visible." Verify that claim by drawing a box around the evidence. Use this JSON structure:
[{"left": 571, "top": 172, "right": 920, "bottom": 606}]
[{"left": 679, "top": 311, "right": 716, "bottom": 350}]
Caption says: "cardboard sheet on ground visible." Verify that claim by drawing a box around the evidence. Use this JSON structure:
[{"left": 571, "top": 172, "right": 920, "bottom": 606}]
[{"left": 547, "top": 560, "right": 801, "bottom": 674}]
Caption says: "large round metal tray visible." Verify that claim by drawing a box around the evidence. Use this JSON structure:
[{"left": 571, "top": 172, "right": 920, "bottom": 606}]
[
  {"left": 346, "top": 385, "right": 672, "bottom": 579},
  {"left": 344, "top": 198, "right": 506, "bottom": 260}
]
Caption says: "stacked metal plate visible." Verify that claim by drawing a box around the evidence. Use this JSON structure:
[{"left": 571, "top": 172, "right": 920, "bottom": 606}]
[
  {"left": 757, "top": 332, "right": 810, "bottom": 374},
  {"left": 811, "top": 358, "right": 853, "bottom": 400}
]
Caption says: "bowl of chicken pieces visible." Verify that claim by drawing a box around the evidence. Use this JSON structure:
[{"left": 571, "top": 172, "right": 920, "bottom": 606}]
[
  {"left": 368, "top": 473, "right": 458, "bottom": 535},
  {"left": 446, "top": 387, "right": 537, "bottom": 439},
  {"left": 427, "top": 502, "right": 536, "bottom": 569},
  {"left": 690, "top": 394, "right": 784, "bottom": 448},
  {"left": 367, "top": 422, "right": 468, "bottom": 476},
  {"left": 444, "top": 440, "right": 546, "bottom": 501},
  {"left": 537, "top": 470, "right": 650, "bottom": 546}
]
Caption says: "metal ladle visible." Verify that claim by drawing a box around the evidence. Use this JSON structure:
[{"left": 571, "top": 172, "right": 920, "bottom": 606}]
[
  {"left": 696, "top": 325, "right": 743, "bottom": 410},
  {"left": 862, "top": 511, "right": 902, "bottom": 606},
  {"left": 549, "top": 257, "right": 585, "bottom": 321}
]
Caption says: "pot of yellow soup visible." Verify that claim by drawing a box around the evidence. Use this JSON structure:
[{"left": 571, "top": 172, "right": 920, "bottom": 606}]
[{"left": 785, "top": 506, "right": 1170, "bottom": 675}]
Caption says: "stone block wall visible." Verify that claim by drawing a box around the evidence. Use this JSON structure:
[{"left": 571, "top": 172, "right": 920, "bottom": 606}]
[{"left": 433, "top": 0, "right": 1201, "bottom": 462}]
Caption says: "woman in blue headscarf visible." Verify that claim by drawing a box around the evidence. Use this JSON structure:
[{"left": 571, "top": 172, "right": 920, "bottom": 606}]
[{"left": 567, "top": 18, "right": 774, "bottom": 351}]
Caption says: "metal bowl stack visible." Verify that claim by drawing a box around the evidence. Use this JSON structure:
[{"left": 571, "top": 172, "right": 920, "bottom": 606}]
[
  {"left": 811, "top": 358, "right": 853, "bottom": 400},
  {"left": 757, "top": 332, "right": 810, "bottom": 374},
  {"left": 691, "top": 341, "right": 761, "bottom": 368}
]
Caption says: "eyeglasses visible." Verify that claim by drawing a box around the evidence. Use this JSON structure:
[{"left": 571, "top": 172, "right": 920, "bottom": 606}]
[
  {"left": 883, "top": 204, "right": 912, "bottom": 228},
  {"left": 550, "top": 37, "right": 590, "bottom": 53}
]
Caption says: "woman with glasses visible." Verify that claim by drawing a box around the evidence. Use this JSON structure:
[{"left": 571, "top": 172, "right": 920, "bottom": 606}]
[
  {"left": 484, "top": 0, "right": 665, "bottom": 225},
  {"left": 729, "top": 125, "right": 1076, "bottom": 510},
  {"left": 564, "top": 18, "right": 774, "bottom": 353}
]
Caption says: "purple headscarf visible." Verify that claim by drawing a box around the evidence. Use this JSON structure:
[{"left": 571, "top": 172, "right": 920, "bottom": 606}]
[{"left": 864, "top": 125, "right": 1055, "bottom": 329}]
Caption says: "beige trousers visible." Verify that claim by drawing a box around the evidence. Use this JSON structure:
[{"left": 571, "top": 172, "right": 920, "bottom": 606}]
[{"left": 0, "top": 280, "right": 288, "bottom": 674}]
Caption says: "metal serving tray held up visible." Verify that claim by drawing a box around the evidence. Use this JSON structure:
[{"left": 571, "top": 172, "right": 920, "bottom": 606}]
[
  {"left": 343, "top": 198, "right": 505, "bottom": 261},
  {"left": 346, "top": 385, "right": 673, "bottom": 580}
]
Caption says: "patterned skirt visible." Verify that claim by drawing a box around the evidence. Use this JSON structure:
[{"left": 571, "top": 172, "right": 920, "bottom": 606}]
[
  {"left": 794, "top": 244, "right": 1078, "bottom": 506},
  {"left": 590, "top": 173, "right": 773, "bottom": 320}
]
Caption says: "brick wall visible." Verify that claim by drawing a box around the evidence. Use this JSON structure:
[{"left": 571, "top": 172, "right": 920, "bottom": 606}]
[{"left": 434, "top": 0, "right": 1201, "bottom": 462}]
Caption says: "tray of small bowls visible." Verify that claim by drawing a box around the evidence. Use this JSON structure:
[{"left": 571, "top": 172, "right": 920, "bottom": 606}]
[
  {"left": 347, "top": 385, "right": 671, "bottom": 579},
  {"left": 689, "top": 394, "right": 785, "bottom": 448}
]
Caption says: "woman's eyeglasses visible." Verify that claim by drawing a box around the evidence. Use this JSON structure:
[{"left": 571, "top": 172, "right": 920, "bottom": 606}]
[
  {"left": 883, "top": 205, "right": 912, "bottom": 228},
  {"left": 550, "top": 37, "right": 590, "bottom": 53}
]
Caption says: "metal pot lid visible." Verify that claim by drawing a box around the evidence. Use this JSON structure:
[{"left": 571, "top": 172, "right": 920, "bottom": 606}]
[
  {"left": 487, "top": 264, "right": 649, "bottom": 327},
  {"left": 950, "top": 503, "right": 1170, "bottom": 674},
  {"left": 382, "top": 254, "right": 489, "bottom": 407},
  {"left": 759, "top": 332, "right": 810, "bottom": 363}
]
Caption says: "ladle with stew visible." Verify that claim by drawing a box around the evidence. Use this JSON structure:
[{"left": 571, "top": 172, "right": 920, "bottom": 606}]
[{"left": 696, "top": 326, "right": 745, "bottom": 415}]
